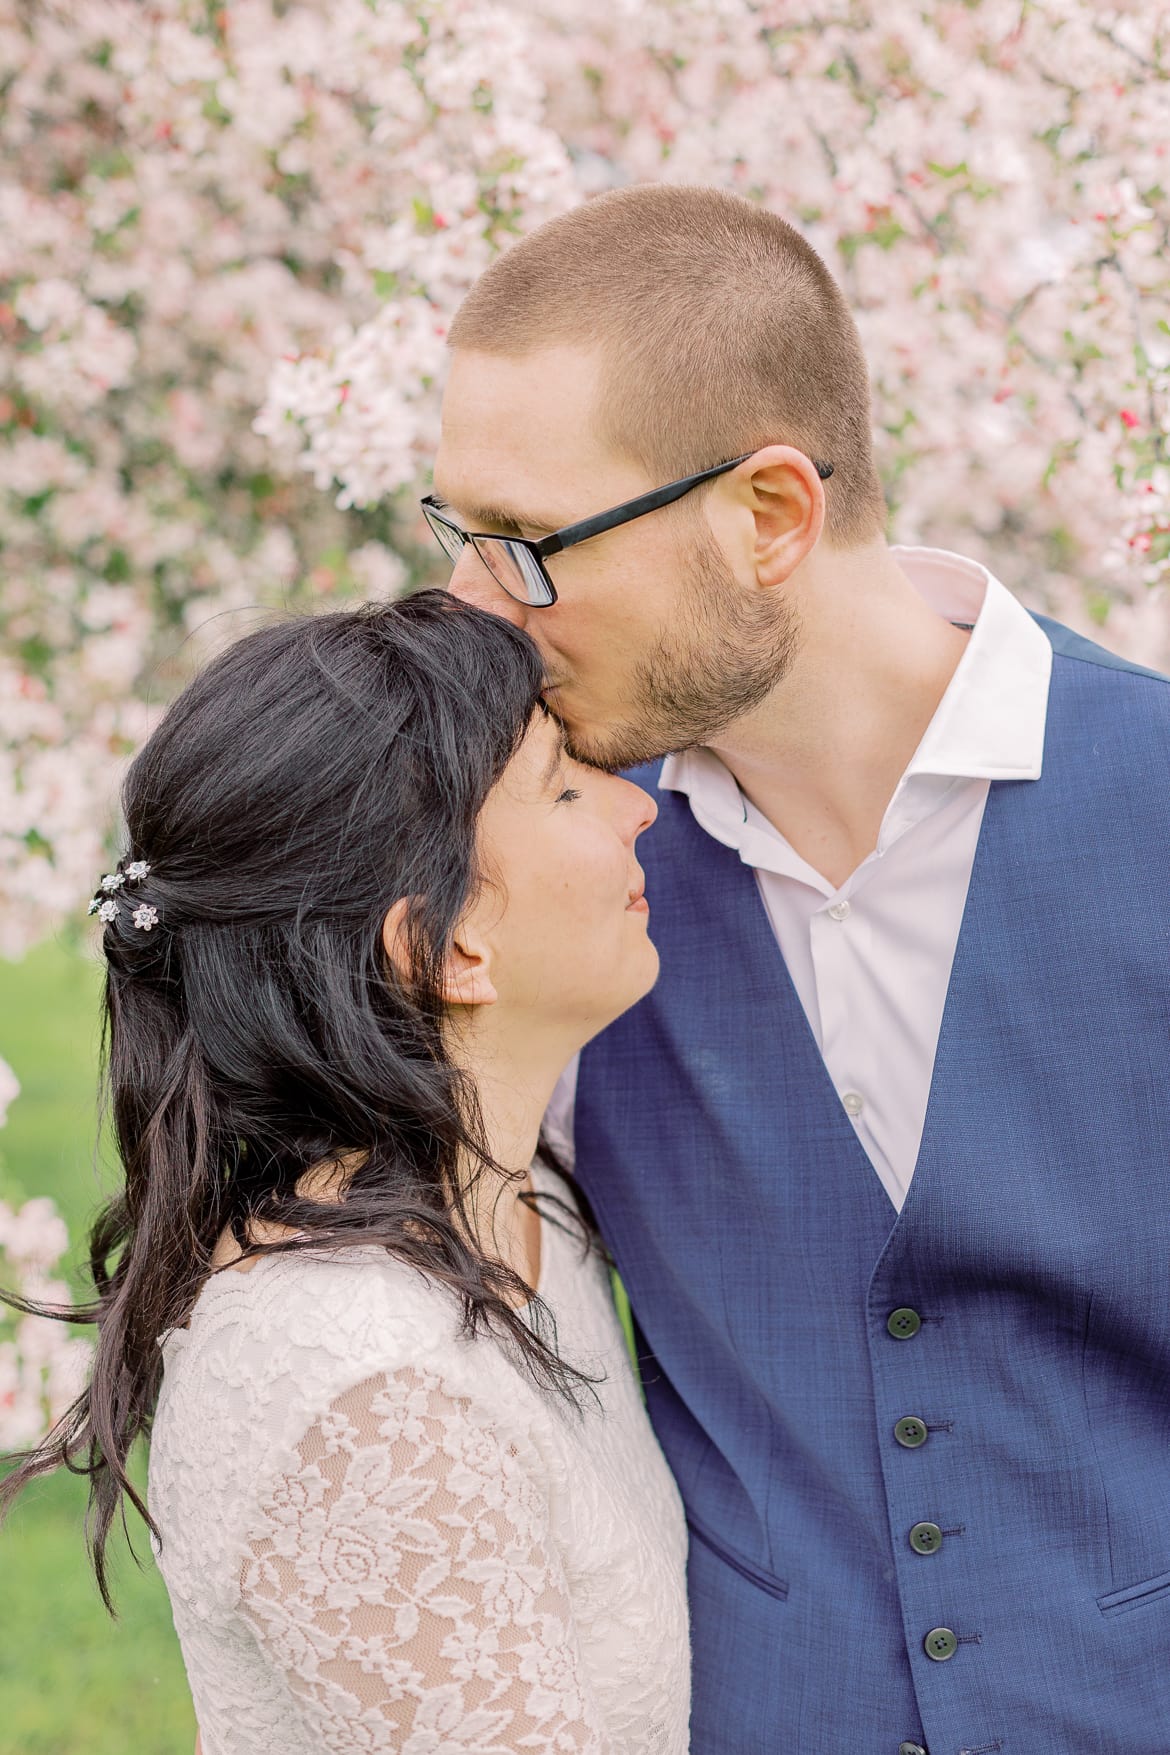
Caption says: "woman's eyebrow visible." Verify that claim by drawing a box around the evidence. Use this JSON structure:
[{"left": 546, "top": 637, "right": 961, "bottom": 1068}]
[{"left": 541, "top": 726, "right": 569, "bottom": 791}]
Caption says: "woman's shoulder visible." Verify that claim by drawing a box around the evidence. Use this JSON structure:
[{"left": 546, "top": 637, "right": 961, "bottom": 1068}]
[
  {"left": 164, "top": 1244, "right": 486, "bottom": 1398},
  {"left": 154, "top": 1244, "right": 547, "bottom": 1490},
  {"left": 156, "top": 1248, "right": 540, "bottom": 1478},
  {"left": 148, "top": 1247, "right": 550, "bottom": 1623}
]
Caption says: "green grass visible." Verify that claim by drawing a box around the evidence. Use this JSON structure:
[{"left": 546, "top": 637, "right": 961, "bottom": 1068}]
[{"left": 0, "top": 938, "right": 194, "bottom": 1755}]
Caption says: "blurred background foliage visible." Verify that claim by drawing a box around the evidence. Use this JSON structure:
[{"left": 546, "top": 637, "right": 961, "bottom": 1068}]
[{"left": 0, "top": 941, "right": 192, "bottom": 1754}]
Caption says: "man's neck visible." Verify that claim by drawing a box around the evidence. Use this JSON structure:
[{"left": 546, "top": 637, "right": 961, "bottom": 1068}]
[{"left": 705, "top": 546, "right": 971, "bottom": 890}]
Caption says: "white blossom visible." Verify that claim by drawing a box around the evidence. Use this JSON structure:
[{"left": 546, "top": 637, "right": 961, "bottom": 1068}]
[
  {"left": 0, "top": 1059, "right": 18, "bottom": 1130},
  {"left": 0, "top": 1198, "right": 92, "bottom": 1450},
  {"left": 1, "top": 0, "right": 1169, "bottom": 967}
]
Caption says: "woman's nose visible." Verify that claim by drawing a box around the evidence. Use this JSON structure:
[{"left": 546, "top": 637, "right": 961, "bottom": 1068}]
[
  {"left": 446, "top": 550, "right": 529, "bottom": 628},
  {"left": 623, "top": 779, "right": 658, "bottom": 842}
]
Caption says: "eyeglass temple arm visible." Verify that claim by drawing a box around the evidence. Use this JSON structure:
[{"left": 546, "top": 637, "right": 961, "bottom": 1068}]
[{"left": 538, "top": 454, "right": 833, "bottom": 558}]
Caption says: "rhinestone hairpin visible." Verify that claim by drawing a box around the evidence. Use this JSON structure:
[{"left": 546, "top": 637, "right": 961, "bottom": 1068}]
[{"left": 88, "top": 860, "right": 154, "bottom": 923}]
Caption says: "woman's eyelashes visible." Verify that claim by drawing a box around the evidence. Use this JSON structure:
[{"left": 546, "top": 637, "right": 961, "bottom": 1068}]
[{"left": 556, "top": 787, "right": 583, "bottom": 805}]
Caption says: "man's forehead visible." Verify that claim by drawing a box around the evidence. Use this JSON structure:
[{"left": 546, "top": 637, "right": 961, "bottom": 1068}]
[
  {"left": 443, "top": 340, "right": 601, "bottom": 410},
  {"left": 435, "top": 345, "right": 613, "bottom": 517},
  {"left": 435, "top": 346, "right": 655, "bottom": 532}
]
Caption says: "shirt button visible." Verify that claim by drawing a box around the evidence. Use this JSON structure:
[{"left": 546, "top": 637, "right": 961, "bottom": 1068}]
[
  {"left": 828, "top": 899, "right": 851, "bottom": 921},
  {"left": 924, "top": 1626, "right": 958, "bottom": 1662},
  {"left": 909, "top": 1521, "right": 943, "bottom": 1555},
  {"left": 894, "top": 1416, "right": 929, "bottom": 1448},
  {"left": 899, "top": 1745, "right": 928, "bottom": 1755},
  {"left": 887, "top": 1307, "right": 922, "bottom": 1339},
  {"left": 842, "top": 1090, "right": 864, "bottom": 1118}
]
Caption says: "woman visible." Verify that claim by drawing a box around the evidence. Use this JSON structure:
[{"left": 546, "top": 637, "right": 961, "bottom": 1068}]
[{"left": 2, "top": 593, "right": 690, "bottom": 1752}]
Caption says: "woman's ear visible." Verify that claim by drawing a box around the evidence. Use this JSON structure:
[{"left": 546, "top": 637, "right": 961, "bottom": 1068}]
[{"left": 381, "top": 896, "right": 498, "bottom": 1010}]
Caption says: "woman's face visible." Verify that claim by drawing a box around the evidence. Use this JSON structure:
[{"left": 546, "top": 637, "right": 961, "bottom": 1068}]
[{"left": 464, "top": 710, "right": 659, "bottom": 1045}]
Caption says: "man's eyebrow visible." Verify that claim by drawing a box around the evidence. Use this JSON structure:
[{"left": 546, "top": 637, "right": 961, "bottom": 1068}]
[{"left": 432, "top": 493, "right": 559, "bottom": 540}]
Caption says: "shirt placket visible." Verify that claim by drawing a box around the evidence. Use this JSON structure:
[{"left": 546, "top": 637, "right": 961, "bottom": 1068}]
[{"left": 810, "top": 881, "right": 872, "bottom": 1133}]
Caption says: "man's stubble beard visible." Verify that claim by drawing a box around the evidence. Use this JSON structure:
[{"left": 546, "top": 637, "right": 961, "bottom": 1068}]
[{"left": 560, "top": 531, "right": 802, "bottom": 773}]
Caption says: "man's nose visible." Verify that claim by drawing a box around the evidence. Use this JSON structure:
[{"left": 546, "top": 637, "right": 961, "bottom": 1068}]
[{"left": 445, "top": 549, "right": 529, "bottom": 628}]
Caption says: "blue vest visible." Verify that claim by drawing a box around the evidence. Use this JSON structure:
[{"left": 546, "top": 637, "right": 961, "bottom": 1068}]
[{"left": 575, "top": 623, "right": 1170, "bottom": 1755}]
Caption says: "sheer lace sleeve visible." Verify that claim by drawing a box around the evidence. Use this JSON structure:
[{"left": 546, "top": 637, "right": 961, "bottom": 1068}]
[{"left": 238, "top": 1366, "right": 614, "bottom": 1754}]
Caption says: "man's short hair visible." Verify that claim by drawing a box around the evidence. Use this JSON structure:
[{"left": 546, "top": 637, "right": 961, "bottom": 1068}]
[{"left": 448, "top": 184, "right": 887, "bottom": 549}]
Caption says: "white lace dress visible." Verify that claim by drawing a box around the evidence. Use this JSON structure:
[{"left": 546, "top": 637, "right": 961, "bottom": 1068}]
[{"left": 148, "top": 1167, "right": 691, "bottom": 1754}]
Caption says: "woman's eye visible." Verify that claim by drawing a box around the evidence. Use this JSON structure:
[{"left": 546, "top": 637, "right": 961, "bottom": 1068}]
[{"left": 556, "top": 787, "right": 582, "bottom": 804}]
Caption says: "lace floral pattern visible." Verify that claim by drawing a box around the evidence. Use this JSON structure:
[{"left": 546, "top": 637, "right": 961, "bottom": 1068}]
[
  {"left": 241, "top": 1370, "right": 610, "bottom": 1751},
  {"left": 149, "top": 1174, "right": 690, "bottom": 1754}
]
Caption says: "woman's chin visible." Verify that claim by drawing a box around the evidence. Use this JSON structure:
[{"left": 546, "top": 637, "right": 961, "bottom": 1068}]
[{"left": 616, "top": 938, "right": 660, "bottom": 1014}]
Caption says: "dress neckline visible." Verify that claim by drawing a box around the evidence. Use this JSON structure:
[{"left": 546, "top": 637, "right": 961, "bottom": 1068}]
[{"left": 160, "top": 1159, "right": 565, "bottom": 1353}]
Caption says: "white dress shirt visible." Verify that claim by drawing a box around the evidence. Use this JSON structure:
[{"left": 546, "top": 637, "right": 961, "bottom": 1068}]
[{"left": 547, "top": 546, "right": 1053, "bottom": 1212}]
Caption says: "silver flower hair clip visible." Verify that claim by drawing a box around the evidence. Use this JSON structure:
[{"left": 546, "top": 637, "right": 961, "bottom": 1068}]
[{"left": 87, "top": 861, "right": 155, "bottom": 928}]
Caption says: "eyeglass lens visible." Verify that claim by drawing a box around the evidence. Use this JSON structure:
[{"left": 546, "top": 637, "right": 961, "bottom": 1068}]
[
  {"left": 421, "top": 503, "right": 465, "bottom": 565},
  {"left": 421, "top": 502, "right": 555, "bottom": 607},
  {"left": 473, "top": 538, "right": 555, "bottom": 608}
]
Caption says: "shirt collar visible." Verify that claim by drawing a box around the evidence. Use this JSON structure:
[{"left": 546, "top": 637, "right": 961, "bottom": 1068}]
[
  {"left": 893, "top": 546, "right": 1052, "bottom": 783},
  {"left": 659, "top": 545, "right": 1053, "bottom": 851}
]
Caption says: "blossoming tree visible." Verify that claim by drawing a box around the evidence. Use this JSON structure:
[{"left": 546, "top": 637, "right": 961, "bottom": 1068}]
[
  {"left": 3, "top": 0, "right": 1168, "bottom": 963},
  {"left": 1, "top": 2, "right": 1168, "bottom": 1429}
]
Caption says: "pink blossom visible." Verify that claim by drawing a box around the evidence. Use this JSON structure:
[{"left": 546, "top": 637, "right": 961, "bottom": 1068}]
[{"left": 0, "top": 0, "right": 1169, "bottom": 970}]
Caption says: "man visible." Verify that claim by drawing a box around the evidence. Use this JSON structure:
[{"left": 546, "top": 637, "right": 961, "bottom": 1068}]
[{"left": 428, "top": 185, "right": 1170, "bottom": 1753}]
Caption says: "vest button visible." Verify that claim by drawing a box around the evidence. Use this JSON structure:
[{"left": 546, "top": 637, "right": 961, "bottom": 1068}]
[
  {"left": 924, "top": 1626, "right": 959, "bottom": 1661},
  {"left": 887, "top": 1306, "right": 922, "bottom": 1339},
  {"left": 909, "top": 1520, "right": 943, "bottom": 1554},
  {"left": 894, "top": 1416, "right": 929, "bottom": 1448},
  {"left": 899, "top": 1744, "right": 928, "bottom": 1755}
]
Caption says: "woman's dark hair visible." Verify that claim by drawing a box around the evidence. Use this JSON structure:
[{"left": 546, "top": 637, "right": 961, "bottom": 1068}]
[{"left": 0, "top": 590, "right": 583, "bottom": 1608}]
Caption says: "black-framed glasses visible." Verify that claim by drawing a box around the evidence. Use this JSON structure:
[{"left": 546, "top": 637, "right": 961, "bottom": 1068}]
[{"left": 420, "top": 451, "right": 834, "bottom": 608}]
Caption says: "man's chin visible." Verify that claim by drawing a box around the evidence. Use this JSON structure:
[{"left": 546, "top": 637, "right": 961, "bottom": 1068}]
[
  {"left": 563, "top": 715, "right": 678, "bottom": 776},
  {"left": 543, "top": 683, "right": 684, "bottom": 771}
]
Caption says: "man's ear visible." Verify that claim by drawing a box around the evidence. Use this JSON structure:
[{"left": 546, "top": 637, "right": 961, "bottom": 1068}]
[
  {"left": 381, "top": 896, "right": 498, "bottom": 1010},
  {"left": 742, "top": 445, "right": 827, "bottom": 588}
]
